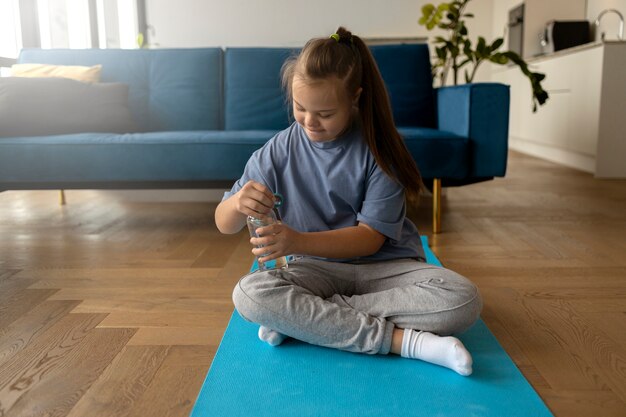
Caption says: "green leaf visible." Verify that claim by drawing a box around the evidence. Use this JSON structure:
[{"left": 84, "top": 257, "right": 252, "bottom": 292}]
[
  {"left": 477, "top": 36, "right": 486, "bottom": 53},
  {"left": 533, "top": 72, "right": 546, "bottom": 82},
  {"left": 489, "top": 53, "right": 508, "bottom": 65},
  {"left": 491, "top": 38, "right": 504, "bottom": 51},
  {"left": 462, "top": 39, "right": 472, "bottom": 55}
]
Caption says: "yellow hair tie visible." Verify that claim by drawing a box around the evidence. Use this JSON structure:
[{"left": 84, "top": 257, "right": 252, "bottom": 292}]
[{"left": 330, "top": 33, "right": 340, "bottom": 42}]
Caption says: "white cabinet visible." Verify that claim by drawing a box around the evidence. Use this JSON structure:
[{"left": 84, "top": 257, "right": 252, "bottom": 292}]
[{"left": 493, "top": 41, "right": 626, "bottom": 177}]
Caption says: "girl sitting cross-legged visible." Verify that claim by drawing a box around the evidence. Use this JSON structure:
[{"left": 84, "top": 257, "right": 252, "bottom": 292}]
[{"left": 215, "top": 27, "right": 482, "bottom": 376}]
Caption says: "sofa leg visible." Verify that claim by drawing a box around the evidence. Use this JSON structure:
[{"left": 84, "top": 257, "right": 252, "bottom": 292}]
[
  {"left": 59, "top": 190, "right": 66, "bottom": 206},
  {"left": 432, "top": 179, "right": 441, "bottom": 234}
]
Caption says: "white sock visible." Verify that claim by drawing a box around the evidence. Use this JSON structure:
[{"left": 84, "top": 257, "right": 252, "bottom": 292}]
[
  {"left": 400, "top": 328, "right": 473, "bottom": 376},
  {"left": 258, "top": 326, "right": 287, "bottom": 346}
]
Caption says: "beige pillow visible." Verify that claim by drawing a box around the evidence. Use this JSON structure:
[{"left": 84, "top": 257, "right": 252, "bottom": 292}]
[
  {"left": 0, "top": 77, "right": 137, "bottom": 137},
  {"left": 10, "top": 63, "right": 102, "bottom": 83}
]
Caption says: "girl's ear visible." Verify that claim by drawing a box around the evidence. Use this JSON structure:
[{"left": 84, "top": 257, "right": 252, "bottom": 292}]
[{"left": 352, "top": 87, "right": 363, "bottom": 106}]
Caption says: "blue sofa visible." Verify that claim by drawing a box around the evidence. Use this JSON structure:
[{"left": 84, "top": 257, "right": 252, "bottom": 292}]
[{"left": 0, "top": 44, "right": 509, "bottom": 233}]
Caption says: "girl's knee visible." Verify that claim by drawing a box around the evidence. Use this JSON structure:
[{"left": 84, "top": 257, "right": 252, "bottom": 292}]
[
  {"left": 445, "top": 287, "right": 483, "bottom": 335},
  {"left": 427, "top": 273, "right": 482, "bottom": 335},
  {"left": 231, "top": 270, "right": 283, "bottom": 323},
  {"left": 232, "top": 277, "right": 255, "bottom": 322}
]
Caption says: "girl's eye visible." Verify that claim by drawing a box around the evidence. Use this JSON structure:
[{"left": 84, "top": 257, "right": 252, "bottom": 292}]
[{"left": 319, "top": 114, "right": 333, "bottom": 119}]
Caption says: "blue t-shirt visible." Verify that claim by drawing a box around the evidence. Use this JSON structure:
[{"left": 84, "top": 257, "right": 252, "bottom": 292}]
[{"left": 223, "top": 122, "right": 425, "bottom": 263}]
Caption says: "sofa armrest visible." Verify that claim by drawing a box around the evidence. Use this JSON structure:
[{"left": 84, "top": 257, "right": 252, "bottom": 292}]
[{"left": 436, "top": 83, "right": 510, "bottom": 178}]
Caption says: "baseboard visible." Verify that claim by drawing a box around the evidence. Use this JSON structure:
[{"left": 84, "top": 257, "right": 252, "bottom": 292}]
[{"left": 509, "top": 136, "right": 595, "bottom": 174}]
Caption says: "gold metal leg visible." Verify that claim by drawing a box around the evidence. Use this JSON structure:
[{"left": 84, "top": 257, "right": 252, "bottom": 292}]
[
  {"left": 59, "top": 190, "right": 66, "bottom": 206},
  {"left": 433, "top": 179, "right": 441, "bottom": 234}
]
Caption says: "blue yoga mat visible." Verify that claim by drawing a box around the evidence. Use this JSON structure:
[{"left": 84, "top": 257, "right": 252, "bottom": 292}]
[{"left": 192, "top": 237, "right": 553, "bottom": 417}]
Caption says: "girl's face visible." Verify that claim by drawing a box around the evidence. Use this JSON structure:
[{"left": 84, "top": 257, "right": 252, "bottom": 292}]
[{"left": 292, "top": 75, "right": 361, "bottom": 143}]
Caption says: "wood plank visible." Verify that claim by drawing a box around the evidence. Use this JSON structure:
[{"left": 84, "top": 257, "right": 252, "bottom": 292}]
[
  {"left": 581, "top": 311, "right": 626, "bottom": 345},
  {"left": 27, "top": 274, "right": 222, "bottom": 290},
  {"left": 480, "top": 287, "right": 607, "bottom": 392},
  {"left": 190, "top": 231, "right": 243, "bottom": 268},
  {"left": 0, "top": 300, "right": 80, "bottom": 366},
  {"left": 541, "top": 389, "right": 626, "bottom": 417},
  {"left": 19, "top": 268, "right": 221, "bottom": 282},
  {"left": 66, "top": 346, "right": 171, "bottom": 417},
  {"left": 127, "top": 326, "right": 225, "bottom": 346},
  {"left": 126, "top": 345, "right": 215, "bottom": 417},
  {"left": 0, "top": 288, "right": 59, "bottom": 330},
  {"left": 70, "top": 297, "right": 234, "bottom": 315},
  {"left": 46, "top": 286, "right": 234, "bottom": 300},
  {"left": 0, "top": 313, "right": 108, "bottom": 391},
  {"left": 1, "top": 327, "right": 135, "bottom": 417},
  {"left": 98, "top": 310, "right": 234, "bottom": 328}
]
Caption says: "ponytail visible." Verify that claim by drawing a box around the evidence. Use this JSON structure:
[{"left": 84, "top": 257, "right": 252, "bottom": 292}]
[
  {"left": 350, "top": 31, "right": 423, "bottom": 203},
  {"left": 282, "top": 27, "right": 423, "bottom": 203}
]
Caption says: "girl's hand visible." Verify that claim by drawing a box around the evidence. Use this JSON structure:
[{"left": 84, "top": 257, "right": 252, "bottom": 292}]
[
  {"left": 234, "top": 180, "right": 275, "bottom": 218},
  {"left": 250, "top": 222, "right": 301, "bottom": 263}
]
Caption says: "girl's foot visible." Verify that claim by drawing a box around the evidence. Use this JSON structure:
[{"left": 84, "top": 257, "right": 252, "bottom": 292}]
[
  {"left": 400, "top": 328, "right": 473, "bottom": 376},
  {"left": 258, "top": 326, "right": 287, "bottom": 346}
]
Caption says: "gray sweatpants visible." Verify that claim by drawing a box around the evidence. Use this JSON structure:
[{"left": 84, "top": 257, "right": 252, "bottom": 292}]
[{"left": 232, "top": 257, "right": 482, "bottom": 355}]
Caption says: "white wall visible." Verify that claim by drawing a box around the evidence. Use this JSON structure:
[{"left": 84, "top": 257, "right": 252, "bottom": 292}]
[
  {"left": 145, "top": 0, "right": 493, "bottom": 49},
  {"left": 588, "top": 0, "right": 626, "bottom": 41}
]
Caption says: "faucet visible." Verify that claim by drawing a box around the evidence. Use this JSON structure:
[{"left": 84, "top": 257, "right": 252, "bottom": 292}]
[{"left": 594, "top": 9, "right": 624, "bottom": 41}]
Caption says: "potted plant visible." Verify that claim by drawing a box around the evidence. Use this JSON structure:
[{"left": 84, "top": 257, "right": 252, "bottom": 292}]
[{"left": 419, "top": 0, "right": 549, "bottom": 111}]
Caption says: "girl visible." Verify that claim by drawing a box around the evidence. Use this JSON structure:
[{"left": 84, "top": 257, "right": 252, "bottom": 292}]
[{"left": 215, "top": 27, "right": 482, "bottom": 376}]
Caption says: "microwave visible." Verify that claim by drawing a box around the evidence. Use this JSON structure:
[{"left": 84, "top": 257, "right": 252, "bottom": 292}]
[{"left": 540, "top": 20, "right": 591, "bottom": 54}]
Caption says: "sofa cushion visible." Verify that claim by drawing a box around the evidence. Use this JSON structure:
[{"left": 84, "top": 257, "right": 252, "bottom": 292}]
[
  {"left": 17, "top": 48, "right": 223, "bottom": 131},
  {"left": 371, "top": 44, "right": 436, "bottom": 128},
  {"left": 0, "top": 130, "right": 278, "bottom": 184},
  {"left": 224, "top": 48, "right": 298, "bottom": 130},
  {"left": 11, "top": 63, "right": 102, "bottom": 83},
  {"left": 224, "top": 45, "right": 436, "bottom": 131},
  {"left": 0, "top": 77, "right": 136, "bottom": 138},
  {"left": 398, "top": 127, "right": 469, "bottom": 179}
]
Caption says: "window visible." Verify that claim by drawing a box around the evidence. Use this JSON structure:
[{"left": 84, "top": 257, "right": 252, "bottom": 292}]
[
  {"left": 96, "top": 0, "right": 139, "bottom": 49},
  {"left": 0, "top": 0, "right": 22, "bottom": 59},
  {"left": 0, "top": 0, "right": 143, "bottom": 59},
  {"left": 37, "top": 0, "right": 92, "bottom": 49}
]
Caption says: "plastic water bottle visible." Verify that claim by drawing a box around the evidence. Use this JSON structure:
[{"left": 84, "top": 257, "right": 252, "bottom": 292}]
[{"left": 246, "top": 194, "right": 288, "bottom": 271}]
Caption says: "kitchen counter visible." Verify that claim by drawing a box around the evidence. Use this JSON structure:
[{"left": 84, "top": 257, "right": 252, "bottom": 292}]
[{"left": 527, "top": 39, "right": 626, "bottom": 63}]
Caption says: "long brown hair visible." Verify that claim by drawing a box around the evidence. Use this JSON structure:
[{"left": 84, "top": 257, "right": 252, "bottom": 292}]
[{"left": 281, "top": 26, "right": 423, "bottom": 202}]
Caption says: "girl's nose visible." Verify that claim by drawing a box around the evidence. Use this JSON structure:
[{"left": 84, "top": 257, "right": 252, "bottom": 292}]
[{"left": 305, "top": 115, "right": 319, "bottom": 128}]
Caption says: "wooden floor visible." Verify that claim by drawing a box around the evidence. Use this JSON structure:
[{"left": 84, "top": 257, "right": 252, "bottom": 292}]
[{"left": 1, "top": 151, "right": 625, "bottom": 416}]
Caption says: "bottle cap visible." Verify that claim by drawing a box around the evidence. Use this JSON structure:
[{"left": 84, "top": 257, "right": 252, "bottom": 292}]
[{"left": 273, "top": 193, "right": 284, "bottom": 207}]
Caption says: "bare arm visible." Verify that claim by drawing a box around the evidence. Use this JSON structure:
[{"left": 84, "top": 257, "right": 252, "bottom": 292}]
[
  {"left": 251, "top": 222, "right": 386, "bottom": 263},
  {"left": 215, "top": 180, "right": 275, "bottom": 234}
]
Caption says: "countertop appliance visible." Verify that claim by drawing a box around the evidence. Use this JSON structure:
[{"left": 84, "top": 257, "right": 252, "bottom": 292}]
[{"left": 540, "top": 20, "right": 591, "bottom": 54}]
